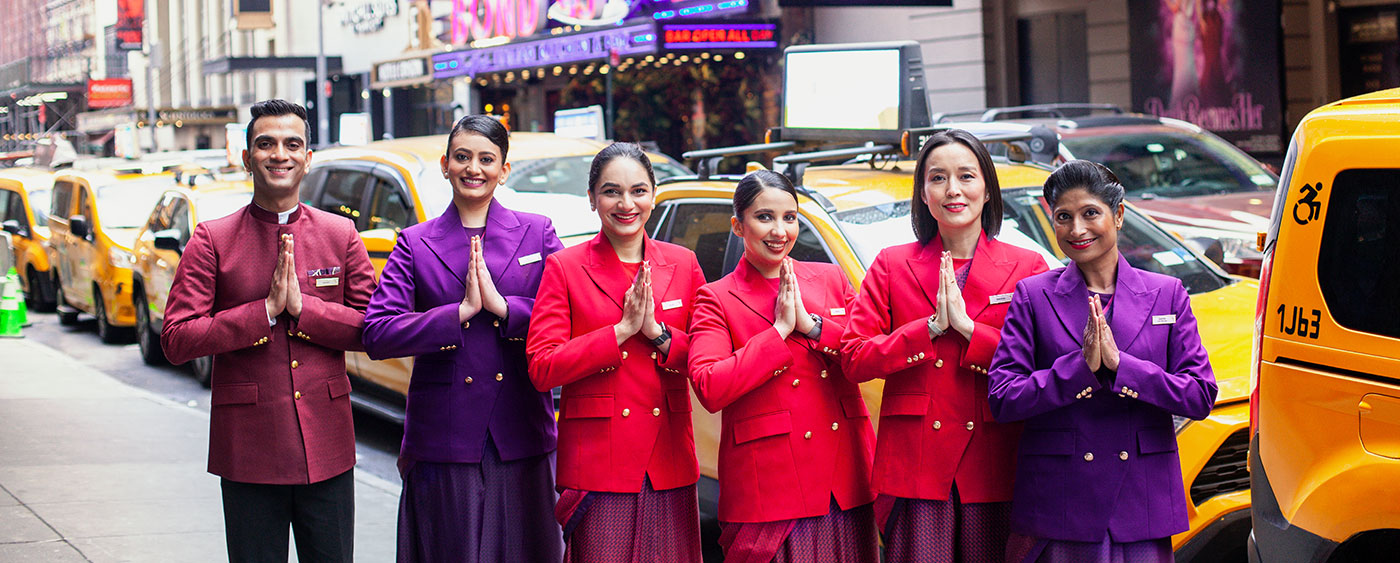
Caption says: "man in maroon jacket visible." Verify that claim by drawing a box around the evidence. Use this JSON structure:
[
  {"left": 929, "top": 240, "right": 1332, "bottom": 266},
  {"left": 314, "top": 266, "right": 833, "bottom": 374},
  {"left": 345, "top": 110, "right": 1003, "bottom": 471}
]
[{"left": 162, "top": 99, "right": 375, "bottom": 562}]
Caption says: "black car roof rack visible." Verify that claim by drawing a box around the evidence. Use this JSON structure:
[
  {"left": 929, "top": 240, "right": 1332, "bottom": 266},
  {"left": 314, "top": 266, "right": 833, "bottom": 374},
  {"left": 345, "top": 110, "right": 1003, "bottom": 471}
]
[
  {"left": 931, "top": 103, "right": 1125, "bottom": 124},
  {"left": 682, "top": 141, "right": 798, "bottom": 181}
]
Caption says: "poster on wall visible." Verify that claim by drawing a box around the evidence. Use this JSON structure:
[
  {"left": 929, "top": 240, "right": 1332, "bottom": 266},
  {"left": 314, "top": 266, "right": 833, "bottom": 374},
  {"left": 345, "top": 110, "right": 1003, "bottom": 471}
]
[
  {"left": 115, "top": 0, "right": 143, "bottom": 50},
  {"left": 1128, "top": 0, "right": 1283, "bottom": 153}
]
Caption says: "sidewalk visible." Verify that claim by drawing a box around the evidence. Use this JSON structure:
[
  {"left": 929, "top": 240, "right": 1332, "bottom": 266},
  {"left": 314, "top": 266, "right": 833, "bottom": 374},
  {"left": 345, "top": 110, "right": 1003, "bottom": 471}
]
[{"left": 0, "top": 338, "right": 400, "bottom": 562}]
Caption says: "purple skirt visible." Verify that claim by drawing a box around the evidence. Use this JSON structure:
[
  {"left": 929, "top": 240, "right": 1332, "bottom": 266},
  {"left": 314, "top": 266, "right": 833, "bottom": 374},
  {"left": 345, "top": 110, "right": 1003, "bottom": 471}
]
[
  {"left": 720, "top": 498, "right": 879, "bottom": 563},
  {"left": 395, "top": 441, "right": 562, "bottom": 563},
  {"left": 880, "top": 484, "right": 1012, "bottom": 563},
  {"left": 1006, "top": 533, "right": 1172, "bottom": 563},
  {"left": 558, "top": 478, "right": 702, "bottom": 563}
]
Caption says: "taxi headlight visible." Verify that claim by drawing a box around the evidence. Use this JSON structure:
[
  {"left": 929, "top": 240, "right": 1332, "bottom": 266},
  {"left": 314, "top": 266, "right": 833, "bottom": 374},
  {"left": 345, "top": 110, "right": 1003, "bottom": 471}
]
[{"left": 109, "top": 247, "right": 135, "bottom": 266}]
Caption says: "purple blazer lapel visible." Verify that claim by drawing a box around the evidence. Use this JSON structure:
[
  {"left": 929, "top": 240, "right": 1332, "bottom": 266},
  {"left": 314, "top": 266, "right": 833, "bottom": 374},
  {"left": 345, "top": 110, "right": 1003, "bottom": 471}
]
[
  {"left": 1108, "top": 253, "right": 1160, "bottom": 352},
  {"left": 421, "top": 205, "right": 471, "bottom": 287},
  {"left": 482, "top": 199, "right": 525, "bottom": 284},
  {"left": 1047, "top": 263, "right": 1091, "bottom": 346}
]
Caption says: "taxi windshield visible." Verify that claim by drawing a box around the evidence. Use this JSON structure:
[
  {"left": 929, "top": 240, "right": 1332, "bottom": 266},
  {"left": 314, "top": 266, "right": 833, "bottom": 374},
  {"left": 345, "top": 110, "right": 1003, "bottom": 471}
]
[
  {"left": 832, "top": 190, "right": 1231, "bottom": 295},
  {"left": 95, "top": 178, "right": 175, "bottom": 229},
  {"left": 1061, "top": 131, "right": 1277, "bottom": 199}
]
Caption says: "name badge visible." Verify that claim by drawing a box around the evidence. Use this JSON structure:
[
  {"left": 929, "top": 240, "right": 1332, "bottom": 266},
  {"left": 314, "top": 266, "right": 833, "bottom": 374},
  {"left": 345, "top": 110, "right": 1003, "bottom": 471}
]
[
  {"left": 830, "top": 307, "right": 846, "bottom": 316},
  {"left": 315, "top": 277, "right": 340, "bottom": 287},
  {"left": 990, "top": 293, "right": 1014, "bottom": 305},
  {"left": 518, "top": 252, "right": 542, "bottom": 266},
  {"left": 662, "top": 299, "right": 683, "bottom": 311},
  {"left": 1152, "top": 314, "right": 1177, "bottom": 325}
]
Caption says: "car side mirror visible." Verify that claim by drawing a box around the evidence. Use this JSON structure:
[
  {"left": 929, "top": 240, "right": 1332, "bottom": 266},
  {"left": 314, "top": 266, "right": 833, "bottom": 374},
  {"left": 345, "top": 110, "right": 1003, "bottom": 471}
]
[
  {"left": 152, "top": 229, "right": 183, "bottom": 254},
  {"left": 69, "top": 215, "right": 90, "bottom": 239},
  {"left": 1, "top": 219, "right": 24, "bottom": 238}
]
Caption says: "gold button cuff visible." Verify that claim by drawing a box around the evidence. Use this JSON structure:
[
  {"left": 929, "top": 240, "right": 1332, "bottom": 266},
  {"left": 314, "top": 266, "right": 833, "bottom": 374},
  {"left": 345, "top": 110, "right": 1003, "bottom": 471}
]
[
  {"left": 935, "top": 359, "right": 944, "bottom": 368},
  {"left": 792, "top": 379, "right": 800, "bottom": 387},
  {"left": 622, "top": 408, "right": 630, "bottom": 417},
  {"left": 803, "top": 431, "right": 812, "bottom": 439}
]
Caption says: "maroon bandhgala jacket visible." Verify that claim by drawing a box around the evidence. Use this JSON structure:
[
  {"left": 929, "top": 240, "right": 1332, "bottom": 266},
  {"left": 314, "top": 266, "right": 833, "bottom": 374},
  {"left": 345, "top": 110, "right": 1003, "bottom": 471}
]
[{"left": 162, "top": 203, "right": 375, "bottom": 485}]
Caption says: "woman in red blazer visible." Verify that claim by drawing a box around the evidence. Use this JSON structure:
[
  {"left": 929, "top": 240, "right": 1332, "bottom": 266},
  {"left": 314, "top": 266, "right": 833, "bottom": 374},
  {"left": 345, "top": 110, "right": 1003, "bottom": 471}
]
[
  {"left": 689, "top": 170, "right": 878, "bottom": 563},
  {"left": 526, "top": 142, "right": 706, "bottom": 562},
  {"left": 839, "top": 129, "right": 1049, "bottom": 562}
]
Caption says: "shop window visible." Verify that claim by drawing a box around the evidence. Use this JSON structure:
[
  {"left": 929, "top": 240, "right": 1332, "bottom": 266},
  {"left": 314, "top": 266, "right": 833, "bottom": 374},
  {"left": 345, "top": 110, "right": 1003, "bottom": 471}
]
[{"left": 1317, "top": 169, "right": 1400, "bottom": 338}]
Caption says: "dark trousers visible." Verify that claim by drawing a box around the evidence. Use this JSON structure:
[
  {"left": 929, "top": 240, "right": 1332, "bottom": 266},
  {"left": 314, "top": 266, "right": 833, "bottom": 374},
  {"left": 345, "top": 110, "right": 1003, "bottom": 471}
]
[{"left": 220, "top": 468, "right": 355, "bottom": 563}]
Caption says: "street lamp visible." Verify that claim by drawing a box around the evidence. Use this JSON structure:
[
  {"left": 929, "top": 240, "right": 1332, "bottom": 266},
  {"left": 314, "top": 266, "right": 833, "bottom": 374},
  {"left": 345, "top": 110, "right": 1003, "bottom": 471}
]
[{"left": 316, "top": 1, "right": 332, "bottom": 148}]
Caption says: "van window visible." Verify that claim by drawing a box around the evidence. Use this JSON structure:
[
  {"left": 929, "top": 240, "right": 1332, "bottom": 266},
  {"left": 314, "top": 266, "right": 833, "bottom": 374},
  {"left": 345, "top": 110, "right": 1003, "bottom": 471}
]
[
  {"left": 366, "top": 176, "right": 412, "bottom": 232},
  {"left": 317, "top": 169, "right": 371, "bottom": 227},
  {"left": 1317, "top": 169, "right": 1400, "bottom": 338},
  {"left": 660, "top": 202, "right": 733, "bottom": 282},
  {"left": 51, "top": 181, "right": 73, "bottom": 219}
]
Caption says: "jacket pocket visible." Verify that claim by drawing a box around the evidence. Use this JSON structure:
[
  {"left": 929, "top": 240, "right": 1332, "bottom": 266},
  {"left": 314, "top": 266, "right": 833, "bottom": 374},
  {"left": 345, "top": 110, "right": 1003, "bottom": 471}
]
[
  {"left": 734, "top": 411, "right": 792, "bottom": 445},
  {"left": 880, "top": 392, "right": 929, "bottom": 417},
  {"left": 667, "top": 389, "right": 693, "bottom": 413},
  {"left": 327, "top": 376, "right": 352, "bottom": 399},
  {"left": 1138, "top": 427, "right": 1178, "bottom": 455},
  {"left": 564, "top": 395, "right": 614, "bottom": 419},
  {"left": 211, "top": 382, "right": 258, "bottom": 406},
  {"left": 841, "top": 395, "right": 871, "bottom": 418},
  {"left": 1020, "top": 429, "right": 1074, "bottom": 456}
]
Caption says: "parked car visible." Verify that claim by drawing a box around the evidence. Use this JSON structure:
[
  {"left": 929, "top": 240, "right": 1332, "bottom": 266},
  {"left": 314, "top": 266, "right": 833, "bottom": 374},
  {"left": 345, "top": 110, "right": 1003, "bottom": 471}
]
[
  {"left": 131, "top": 180, "right": 254, "bottom": 385},
  {"left": 656, "top": 145, "right": 1256, "bottom": 558},
  {"left": 1249, "top": 88, "right": 1400, "bottom": 561},
  {"left": 46, "top": 171, "right": 172, "bottom": 342},
  {"left": 938, "top": 103, "right": 1278, "bottom": 277},
  {"left": 0, "top": 168, "right": 57, "bottom": 311},
  {"left": 300, "top": 133, "right": 690, "bottom": 420}
]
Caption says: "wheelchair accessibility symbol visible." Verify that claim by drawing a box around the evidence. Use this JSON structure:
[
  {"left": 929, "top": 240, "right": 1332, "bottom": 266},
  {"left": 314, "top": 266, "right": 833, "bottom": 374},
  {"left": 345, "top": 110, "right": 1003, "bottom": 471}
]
[{"left": 1293, "top": 182, "right": 1322, "bottom": 225}]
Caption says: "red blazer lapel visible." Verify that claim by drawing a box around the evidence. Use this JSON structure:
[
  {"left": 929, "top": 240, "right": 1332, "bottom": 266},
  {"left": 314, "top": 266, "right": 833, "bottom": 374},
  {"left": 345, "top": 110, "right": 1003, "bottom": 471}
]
[
  {"left": 905, "top": 236, "right": 945, "bottom": 311},
  {"left": 421, "top": 205, "right": 471, "bottom": 287},
  {"left": 963, "top": 233, "right": 1019, "bottom": 323},
  {"left": 583, "top": 233, "right": 632, "bottom": 311},
  {"left": 728, "top": 257, "right": 777, "bottom": 325}
]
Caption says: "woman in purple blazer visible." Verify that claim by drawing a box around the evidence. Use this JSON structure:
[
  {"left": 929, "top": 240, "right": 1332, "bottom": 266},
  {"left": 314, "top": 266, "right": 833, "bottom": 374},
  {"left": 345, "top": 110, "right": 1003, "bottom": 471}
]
[
  {"left": 362, "top": 115, "right": 565, "bottom": 562},
  {"left": 987, "top": 160, "right": 1217, "bottom": 562}
]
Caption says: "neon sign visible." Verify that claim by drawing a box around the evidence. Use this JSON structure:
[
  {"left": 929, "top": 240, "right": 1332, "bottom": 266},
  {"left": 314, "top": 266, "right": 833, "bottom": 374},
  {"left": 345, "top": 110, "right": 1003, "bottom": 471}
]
[
  {"left": 434, "top": 23, "right": 658, "bottom": 77},
  {"left": 451, "top": 0, "right": 545, "bottom": 44},
  {"left": 662, "top": 22, "right": 777, "bottom": 49}
]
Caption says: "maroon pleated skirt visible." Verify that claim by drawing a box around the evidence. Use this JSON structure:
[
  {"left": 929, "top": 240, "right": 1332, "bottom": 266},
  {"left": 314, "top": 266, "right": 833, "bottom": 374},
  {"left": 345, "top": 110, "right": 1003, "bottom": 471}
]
[
  {"left": 395, "top": 441, "right": 562, "bottom": 563},
  {"left": 878, "top": 484, "right": 1013, "bottom": 563},
  {"left": 719, "top": 498, "right": 879, "bottom": 563},
  {"left": 556, "top": 478, "right": 702, "bottom": 563},
  {"left": 1005, "top": 532, "right": 1173, "bottom": 563}
]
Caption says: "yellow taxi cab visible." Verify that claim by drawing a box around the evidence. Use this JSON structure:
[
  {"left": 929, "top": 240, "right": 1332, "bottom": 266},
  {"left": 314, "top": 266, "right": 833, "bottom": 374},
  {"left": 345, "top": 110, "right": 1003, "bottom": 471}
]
[
  {"left": 300, "top": 133, "right": 690, "bottom": 419},
  {"left": 46, "top": 171, "right": 174, "bottom": 343},
  {"left": 653, "top": 142, "right": 1257, "bottom": 559},
  {"left": 0, "top": 168, "right": 58, "bottom": 311},
  {"left": 1248, "top": 89, "right": 1400, "bottom": 561},
  {"left": 131, "top": 179, "right": 254, "bottom": 385}
]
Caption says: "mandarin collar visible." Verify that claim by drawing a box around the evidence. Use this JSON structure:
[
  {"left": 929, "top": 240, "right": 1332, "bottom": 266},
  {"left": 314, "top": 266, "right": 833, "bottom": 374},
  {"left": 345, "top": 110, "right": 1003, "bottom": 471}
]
[{"left": 250, "top": 202, "right": 303, "bottom": 225}]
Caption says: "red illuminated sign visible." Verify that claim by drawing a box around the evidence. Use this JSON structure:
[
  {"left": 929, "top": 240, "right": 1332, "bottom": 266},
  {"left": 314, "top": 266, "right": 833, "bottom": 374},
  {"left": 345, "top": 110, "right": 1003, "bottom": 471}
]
[
  {"left": 88, "top": 79, "right": 134, "bottom": 109},
  {"left": 662, "top": 23, "right": 777, "bottom": 49}
]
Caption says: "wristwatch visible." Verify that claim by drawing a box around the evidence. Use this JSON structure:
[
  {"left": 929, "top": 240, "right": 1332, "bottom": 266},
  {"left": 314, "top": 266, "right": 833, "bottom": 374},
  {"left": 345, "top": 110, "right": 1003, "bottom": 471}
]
[
  {"left": 650, "top": 322, "right": 672, "bottom": 348},
  {"left": 804, "top": 313, "right": 823, "bottom": 340},
  {"left": 927, "top": 313, "right": 946, "bottom": 339}
]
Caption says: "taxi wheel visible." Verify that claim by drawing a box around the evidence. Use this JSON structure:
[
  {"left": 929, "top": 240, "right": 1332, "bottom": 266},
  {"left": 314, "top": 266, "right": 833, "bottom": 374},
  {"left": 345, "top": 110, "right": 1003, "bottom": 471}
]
[
  {"left": 134, "top": 289, "right": 167, "bottom": 366},
  {"left": 190, "top": 355, "right": 213, "bottom": 388},
  {"left": 93, "top": 287, "right": 132, "bottom": 345},
  {"left": 26, "top": 268, "right": 56, "bottom": 313}
]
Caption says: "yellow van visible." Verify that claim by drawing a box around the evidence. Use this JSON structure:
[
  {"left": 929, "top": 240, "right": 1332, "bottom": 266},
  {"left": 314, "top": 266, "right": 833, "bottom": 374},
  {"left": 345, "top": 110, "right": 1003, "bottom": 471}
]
[
  {"left": 0, "top": 168, "right": 57, "bottom": 311},
  {"left": 131, "top": 180, "right": 254, "bottom": 384},
  {"left": 46, "top": 171, "right": 171, "bottom": 343},
  {"left": 1248, "top": 89, "right": 1400, "bottom": 561},
  {"left": 654, "top": 150, "right": 1257, "bottom": 558}
]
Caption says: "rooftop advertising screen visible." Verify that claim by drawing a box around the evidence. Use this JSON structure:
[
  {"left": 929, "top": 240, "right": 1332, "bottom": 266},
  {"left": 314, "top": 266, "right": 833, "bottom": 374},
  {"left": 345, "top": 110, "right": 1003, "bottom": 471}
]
[{"left": 780, "top": 42, "right": 930, "bottom": 143}]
